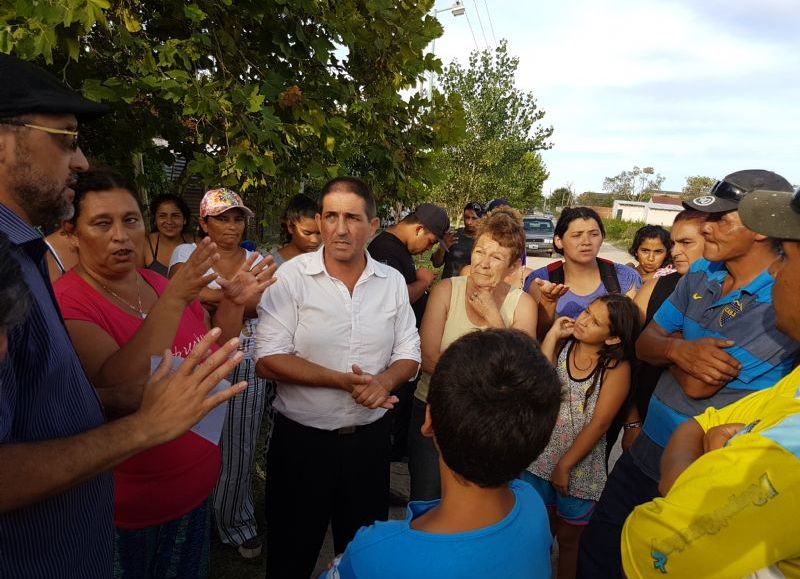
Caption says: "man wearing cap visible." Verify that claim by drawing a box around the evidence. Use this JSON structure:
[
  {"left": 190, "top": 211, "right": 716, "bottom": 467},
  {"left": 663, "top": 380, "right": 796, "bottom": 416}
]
[
  {"left": 0, "top": 55, "right": 246, "bottom": 578},
  {"left": 620, "top": 187, "right": 800, "bottom": 578},
  {"left": 431, "top": 201, "right": 483, "bottom": 279},
  {"left": 578, "top": 170, "right": 800, "bottom": 578},
  {"left": 255, "top": 176, "right": 421, "bottom": 578},
  {"left": 368, "top": 202, "right": 449, "bottom": 326}
]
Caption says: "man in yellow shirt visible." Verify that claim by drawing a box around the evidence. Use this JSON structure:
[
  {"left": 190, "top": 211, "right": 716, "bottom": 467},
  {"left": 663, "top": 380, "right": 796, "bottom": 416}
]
[{"left": 622, "top": 187, "right": 800, "bottom": 578}]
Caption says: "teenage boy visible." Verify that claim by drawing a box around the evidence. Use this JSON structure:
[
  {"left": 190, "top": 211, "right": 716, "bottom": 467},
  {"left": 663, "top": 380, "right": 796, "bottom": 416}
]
[
  {"left": 621, "top": 187, "right": 800, "bottom": 577},
  {"left": 323, "top": 328, "right": 562, "bottom": 578}
]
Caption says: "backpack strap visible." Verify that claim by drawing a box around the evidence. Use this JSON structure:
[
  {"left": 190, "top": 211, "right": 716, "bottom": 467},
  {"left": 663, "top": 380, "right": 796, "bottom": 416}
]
[{"left": 597, "top": 257, "right": 621, "bottom": 294}]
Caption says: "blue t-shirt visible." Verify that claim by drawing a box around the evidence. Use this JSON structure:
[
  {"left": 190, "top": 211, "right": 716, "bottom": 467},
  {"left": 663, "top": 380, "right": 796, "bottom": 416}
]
[
  {"left": 630, "top": 258, "right": 800, "bottom": 481},
  {"left": 523, "top": 260, "right": 641, "bottom": 319},
  {"left": 322, "top": 479, "right": 551, "bottom": 579}
]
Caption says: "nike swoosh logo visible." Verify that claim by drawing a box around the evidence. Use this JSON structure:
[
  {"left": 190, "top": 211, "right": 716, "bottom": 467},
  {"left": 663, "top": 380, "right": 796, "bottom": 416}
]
[{"left": 693, "top": 293, "right": 703, "bottom": 300}]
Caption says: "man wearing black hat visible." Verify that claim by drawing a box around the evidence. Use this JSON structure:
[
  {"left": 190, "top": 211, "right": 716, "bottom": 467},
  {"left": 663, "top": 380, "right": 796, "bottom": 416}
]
[
  {"left": 578, "top": 169, "right": 800, "bottom": 578},
  {"left": 368, "top": 202, "right": 450, "bottom": 326},
  {"left": 620, "top": 187, "right": 800, "bottom": 578},
  {"left": 0, "top": 55, "right": 245, "bottom": 578},
  {"left": 368, "top": 202, "right": 449, "bottom": 460}
]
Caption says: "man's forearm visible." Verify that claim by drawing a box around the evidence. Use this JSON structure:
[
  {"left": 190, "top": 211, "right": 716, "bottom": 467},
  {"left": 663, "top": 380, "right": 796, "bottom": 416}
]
[
  {"left": 659, "top": 418, "right": 705, "bottom": 496},
  {"left": 377, "top": 359, "right": 420, "bottom": 391},
  {"left": 0, "top": 414, "right": 151, "bottom": 513},
  {"left": 430, "top": 245, "right": 445, "bottom": 267},
  {"left": 636, "top": 326, "right": 676, "bottom": 366},
  {"left": 256, "top": 354, "right": 346, "bottom": 390}
]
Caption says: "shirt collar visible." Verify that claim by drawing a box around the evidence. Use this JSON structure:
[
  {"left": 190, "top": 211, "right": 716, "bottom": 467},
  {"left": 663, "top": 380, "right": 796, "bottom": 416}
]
[
  {"left": 304, "top": 245, "right": 388, "bottom": 279},
  {"left": 0, "top": 202, "right": 42, "bottom": 245}
]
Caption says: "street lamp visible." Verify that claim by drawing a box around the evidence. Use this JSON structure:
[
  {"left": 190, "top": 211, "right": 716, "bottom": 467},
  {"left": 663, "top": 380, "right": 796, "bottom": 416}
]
[{"left": 427, "top": 1, "right": 466, "bottom": 98}]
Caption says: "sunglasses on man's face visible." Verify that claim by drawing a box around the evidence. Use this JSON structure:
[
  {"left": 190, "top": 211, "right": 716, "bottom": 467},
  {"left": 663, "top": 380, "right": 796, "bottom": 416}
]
[{"left": 0, "top": 119, "right": 80, "bottom": 151}]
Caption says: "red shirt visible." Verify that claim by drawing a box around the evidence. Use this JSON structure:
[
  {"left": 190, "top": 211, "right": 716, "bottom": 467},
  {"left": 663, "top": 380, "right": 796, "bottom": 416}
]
[{"left": 55, "top": 269, "right": 221, "bottom": 529}]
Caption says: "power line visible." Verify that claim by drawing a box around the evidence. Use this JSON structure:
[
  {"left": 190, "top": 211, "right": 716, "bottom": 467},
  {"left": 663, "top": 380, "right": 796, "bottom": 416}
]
[
  {"left": 483, "top": 0, "right": 497, "bottom": 45},
  {"left": 464, "top": 11, "right": 481, "bottom": 51},
  {"left": 471, "top": 0, "right": 490, "bottom": 48}
]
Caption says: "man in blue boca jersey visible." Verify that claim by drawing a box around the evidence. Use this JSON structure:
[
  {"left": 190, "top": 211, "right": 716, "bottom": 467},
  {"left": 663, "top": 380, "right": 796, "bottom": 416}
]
[{"left": 577, "top": 169, "right": 800, "bottom": 579}]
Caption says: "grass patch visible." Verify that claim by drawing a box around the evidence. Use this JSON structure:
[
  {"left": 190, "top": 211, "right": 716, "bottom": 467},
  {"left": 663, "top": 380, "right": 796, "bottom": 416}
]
[{"left": 602, "top": 219, "right": 649, "bottom": 253}]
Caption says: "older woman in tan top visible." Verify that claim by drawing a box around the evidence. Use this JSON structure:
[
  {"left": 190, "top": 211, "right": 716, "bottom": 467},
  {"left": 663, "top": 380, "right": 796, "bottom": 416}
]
[{"left": 409, "top": 206, "right": 538, "bottom": 501}]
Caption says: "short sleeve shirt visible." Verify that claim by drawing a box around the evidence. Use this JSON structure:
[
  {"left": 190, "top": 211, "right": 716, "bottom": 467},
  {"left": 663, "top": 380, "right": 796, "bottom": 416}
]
[
  {"left": 523, "top": 261, "right": 641, "bottom": 319},
  {"left": 368, "top": 231, "right": 428, "bottom": 326},
  {"left": 322, "top": 480, "right": 552, "bottom": 579},
  {"left": 630, "top": 258, "right": 800, "bottom": 481},
  {"left": 0, "top": 204, "right": 114, "bottom": 578},
  {"left": 54, "top": 269, "right": 221, "bottom": 529},
  {"left": 622, "top": 366, "right": 800, "bottom": 578}
]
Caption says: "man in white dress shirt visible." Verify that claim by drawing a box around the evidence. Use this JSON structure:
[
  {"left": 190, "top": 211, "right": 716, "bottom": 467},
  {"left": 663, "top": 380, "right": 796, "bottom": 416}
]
[{"left": 255, "top": 176, "right": 421, "bottom": 578}]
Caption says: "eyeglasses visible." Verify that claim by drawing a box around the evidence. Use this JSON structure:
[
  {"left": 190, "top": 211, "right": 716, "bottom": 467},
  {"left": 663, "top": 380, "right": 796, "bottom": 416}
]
[
  {"left": 0, "top": 119, "right": 80, "bottom": 151},
  {"left": 709, "top": 180, "right": 748, "bottom": 202}
]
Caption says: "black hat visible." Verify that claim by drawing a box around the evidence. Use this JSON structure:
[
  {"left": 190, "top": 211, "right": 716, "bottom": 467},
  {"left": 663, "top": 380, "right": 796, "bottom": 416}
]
[
  {"left": 0, "top": 54, "right": 110, "bottom": 121},
  {"left": 683, "top": 169, "right": 793, "bottom": 213},
  {"left": 739, "top": 189, "right": 800, "bottom": 242},
  {"left": 413, "top": 203, "right": 449, "bottom": 239}
]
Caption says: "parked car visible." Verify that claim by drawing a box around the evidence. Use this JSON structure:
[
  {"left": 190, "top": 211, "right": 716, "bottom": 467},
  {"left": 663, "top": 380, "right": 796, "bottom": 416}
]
[{"left": 523, "top": 215, "right": 555, "bottom": 257}]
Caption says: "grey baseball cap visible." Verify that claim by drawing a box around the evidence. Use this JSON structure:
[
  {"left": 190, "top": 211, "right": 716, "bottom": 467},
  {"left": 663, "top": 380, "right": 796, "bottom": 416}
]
[
  {"left": 683, "top": 169, "right": 793, "bottom": 214},
  {"left": 739, "top": 188, "right": 800, "bottom": 241}
]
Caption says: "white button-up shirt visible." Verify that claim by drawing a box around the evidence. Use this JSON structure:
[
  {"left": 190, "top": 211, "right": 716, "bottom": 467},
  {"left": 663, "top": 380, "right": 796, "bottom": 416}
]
[{"left": 254, "top": 247, "right": 421, "bottom": 430}]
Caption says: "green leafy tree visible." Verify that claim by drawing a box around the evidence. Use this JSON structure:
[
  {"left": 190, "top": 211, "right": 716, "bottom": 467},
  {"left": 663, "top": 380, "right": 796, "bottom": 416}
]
[
  {"left": 682, "top": 175, "right": 716, "bottom": 199},
  {"left": 576, "top": 191, "right": 614, "bottom": 207},
  {"left": 0, "top": 0, "right": 464, "bottom": 228},
  {"left": 429, "top": 40, "right": 552, "bottom": 216},
  {"left": 551, "top": 186, "right": 574, "bottom": 209},
  {"left": 602, "top": 166, "right": 665, "bottom": 201}
]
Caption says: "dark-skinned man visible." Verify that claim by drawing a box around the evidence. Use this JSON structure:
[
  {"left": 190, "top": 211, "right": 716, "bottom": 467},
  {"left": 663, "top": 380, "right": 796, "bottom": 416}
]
[
  {"left": 621, "top": 186, "right": 800, "bottom": 578},
  {"left": 577, "top": 170, "right": 800, "bottom": 578}
]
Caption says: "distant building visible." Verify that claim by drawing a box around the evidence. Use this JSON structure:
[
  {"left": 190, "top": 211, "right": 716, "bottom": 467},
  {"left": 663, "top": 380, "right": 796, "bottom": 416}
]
[{"left": 611, "top": 198, "right": 683, "bottom": 226}]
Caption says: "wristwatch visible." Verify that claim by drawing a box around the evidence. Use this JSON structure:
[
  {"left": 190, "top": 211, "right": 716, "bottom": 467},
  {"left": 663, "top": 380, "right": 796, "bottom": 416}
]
[{"left": 623, "top": 421, "right": 643, "bottom": 430}]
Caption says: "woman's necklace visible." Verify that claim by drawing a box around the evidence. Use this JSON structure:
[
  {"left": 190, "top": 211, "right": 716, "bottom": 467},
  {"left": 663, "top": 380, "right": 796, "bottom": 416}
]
[
  {"left": 571, "top": 342, "right": 595, "bottom": 372},
  {"left": 86, "top": 271, "right": 147, "bottom": 319}
]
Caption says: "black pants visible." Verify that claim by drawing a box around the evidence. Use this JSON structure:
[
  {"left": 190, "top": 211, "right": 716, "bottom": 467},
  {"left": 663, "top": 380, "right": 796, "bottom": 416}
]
[
  {"left": 576, "top": 450, "right": 659, "bottom": 579},
  {"left": 265, "top": 412, "right": 391, "bottom": 579}
]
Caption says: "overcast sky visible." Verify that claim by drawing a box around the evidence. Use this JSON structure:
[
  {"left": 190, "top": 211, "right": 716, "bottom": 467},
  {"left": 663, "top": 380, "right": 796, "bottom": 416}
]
[{"left": 431, "top": 0, "right": 800, "bottom": 195}]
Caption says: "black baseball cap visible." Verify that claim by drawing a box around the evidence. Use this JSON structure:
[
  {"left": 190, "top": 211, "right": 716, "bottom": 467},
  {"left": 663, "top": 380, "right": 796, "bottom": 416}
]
[
  {"left": 739, "top": 188, "right": 800, "bottom": 241},
  {"left": 413, "top": 203, "right": 450, "bottom": 239},
  {"left": 0, "top": 54, "right": 110, "bottom": 121},
  {"left": 683, "top": 169, "right": 793, "bottom": 213}
]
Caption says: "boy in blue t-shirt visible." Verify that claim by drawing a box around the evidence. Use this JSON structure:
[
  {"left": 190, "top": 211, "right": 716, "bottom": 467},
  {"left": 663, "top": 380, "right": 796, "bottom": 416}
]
[{"left": 323, "top": 329, "right": 562, "bottom": 579}]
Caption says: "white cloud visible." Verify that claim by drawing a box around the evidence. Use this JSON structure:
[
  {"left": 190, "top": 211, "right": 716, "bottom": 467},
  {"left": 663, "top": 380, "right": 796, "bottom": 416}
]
[{"left": 431, "top": 0, "right": 800, "bottom": 195}]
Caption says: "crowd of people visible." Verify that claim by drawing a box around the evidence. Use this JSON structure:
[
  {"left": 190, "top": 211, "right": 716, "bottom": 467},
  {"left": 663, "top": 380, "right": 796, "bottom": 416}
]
[{"left": 2, "top": 54, "right": 800, "bottom": 579}]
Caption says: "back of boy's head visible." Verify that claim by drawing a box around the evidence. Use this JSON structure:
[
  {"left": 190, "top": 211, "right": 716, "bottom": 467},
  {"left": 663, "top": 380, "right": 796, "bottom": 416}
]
[{"left": 428, "top": 329, "right": 562, "bottom": 488}]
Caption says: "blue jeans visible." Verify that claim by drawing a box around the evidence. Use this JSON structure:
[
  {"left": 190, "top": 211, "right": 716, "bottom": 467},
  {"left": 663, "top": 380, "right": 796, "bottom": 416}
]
[{"left": 407, "top": 397, "right": 441, "bottom": 501}]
